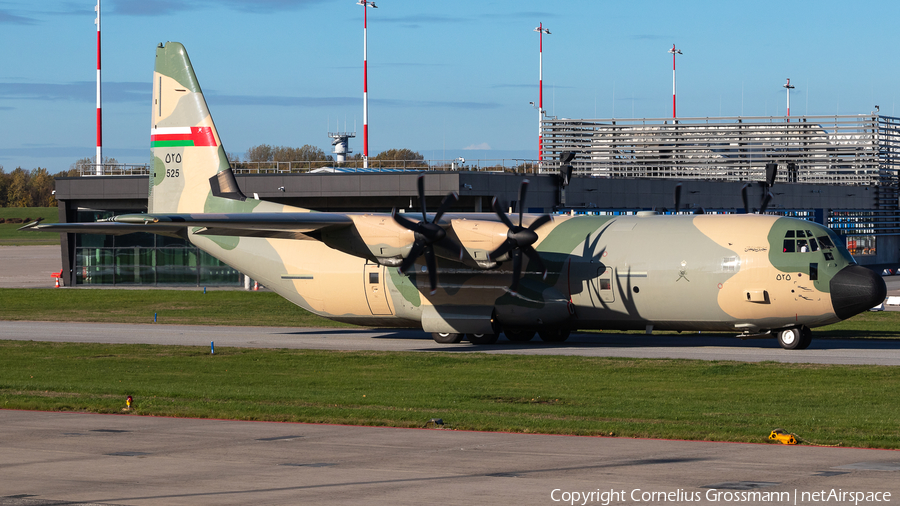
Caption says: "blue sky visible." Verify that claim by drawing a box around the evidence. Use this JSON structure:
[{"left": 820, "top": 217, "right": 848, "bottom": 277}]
[{"left": 1, "top": 0, "right": 898, "bottom": 173}]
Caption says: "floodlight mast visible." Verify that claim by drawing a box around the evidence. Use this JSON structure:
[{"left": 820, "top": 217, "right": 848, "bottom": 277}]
[
  {"left": 94, "top": 0, "right": 102, "bottom": 175},
  {"left": 358, "top": 0, "right": 377, "bottom": 168},
  {"left": 668, "top": 44, "right": 682, "bottom": 119},
  {"left": 535, "top": 23, "right": 550, "bottom": 163},
  {"left": 783, "top": 78, "right": 795, "bottom": 122}
]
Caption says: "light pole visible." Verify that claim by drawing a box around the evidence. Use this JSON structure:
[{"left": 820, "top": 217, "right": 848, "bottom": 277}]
[
  {"left": 358, "top": 0, "right": 377, "bottom": 168},
  {"left": 668, "top": 44, "right": 682, "bottom": 119},
  {"left": 94, "top": 0, "right": 102, "bottom": 175},
  {"left": 535, "top": 23, "right": 550, "bottom": 162},
  {"left": 783, "top": 78, "right": 795, "bottom": 121}
]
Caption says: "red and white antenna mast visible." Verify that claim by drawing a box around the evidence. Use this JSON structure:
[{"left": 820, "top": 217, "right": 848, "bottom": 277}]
[
  {"left": 668, "top": 44, "right": 682, "bottom": 119},
  {"left": 534, "top": 23, "right": 550, "bottom": 163},
  {"left": 358, "top": 0, "right": 377, "bottom": 169},
  {"left": 783, "top": 78, "right": 795, "bottom": 121},
  {"left": 94, "top": 0, "right": 102, "bottom": 175}
]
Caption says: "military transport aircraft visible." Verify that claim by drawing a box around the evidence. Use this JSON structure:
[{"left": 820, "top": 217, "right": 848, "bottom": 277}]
[{"left": 23, "top": 42, "right": 886, "bottom": 349}]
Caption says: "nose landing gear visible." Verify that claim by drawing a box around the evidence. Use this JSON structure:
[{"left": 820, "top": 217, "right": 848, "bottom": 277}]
[{"left": 777, "top": 326, "right": 812, "bottom": 350}]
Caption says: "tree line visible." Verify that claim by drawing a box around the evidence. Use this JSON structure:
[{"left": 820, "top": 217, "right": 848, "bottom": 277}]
[
  {"left": 0, "top": 146, "right": 428, "bottom": 207},
  {"left": 0, "top": 166, "right": 65, "bottom": 208},
  {"left": 230, "top": 144, "right": 427, "bottom": 169}
]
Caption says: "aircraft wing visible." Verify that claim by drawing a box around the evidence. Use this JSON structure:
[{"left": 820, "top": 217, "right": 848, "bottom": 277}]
[{"left": 19, "top": 212, "right": 355, "bottom": 240}]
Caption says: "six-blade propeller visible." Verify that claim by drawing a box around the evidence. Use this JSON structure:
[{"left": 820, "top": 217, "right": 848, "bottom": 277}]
[
  {"left": 488, "top": 179, "right": 552, "bottom": 295},
  {"left": 391, "top": 174, "right": 460, "bottom": 294}
]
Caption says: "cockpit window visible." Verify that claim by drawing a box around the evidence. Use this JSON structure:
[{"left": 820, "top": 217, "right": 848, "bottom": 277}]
[
  {"left": 782, "top": 230, "right": 827, "bottom": 254},
  {"left": 817, "top": 235, "right": 835, "bottom": 249}
]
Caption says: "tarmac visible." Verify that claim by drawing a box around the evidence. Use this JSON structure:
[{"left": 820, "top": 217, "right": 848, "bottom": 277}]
[
  {"left": 0, "top": 246, "right": 61, "bottom": 289},
  {"left": 1, "top": 410, "right": 898, "bottom": 506},
  {"left": 3, "top": 320, "right": 900, "bottom": 365}
]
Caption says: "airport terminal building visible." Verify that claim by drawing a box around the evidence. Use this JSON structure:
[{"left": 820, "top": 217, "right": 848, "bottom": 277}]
[{"left": 52, "top": 113, "right": 900, "bottom": 287}]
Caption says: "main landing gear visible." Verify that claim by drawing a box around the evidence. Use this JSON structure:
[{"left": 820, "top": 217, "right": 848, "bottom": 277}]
[
  {"left": 430, "top": 328, "right": 570, "bottom": 344},
  {"left": 777, "top": 326, "right": 812, "bottom": 350}
]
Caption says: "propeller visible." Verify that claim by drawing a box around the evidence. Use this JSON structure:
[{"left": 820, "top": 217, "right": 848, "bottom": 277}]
[
  {"left": 674, "top": 183, "right": 682, "bottom": 214},
  {"left": 489, "top": 179, "right": 552, "bottom": 295},
  {"left": 392, "top": 174, "right": 460, "bottom": 295},
  {"left": 741, "top": 183, "right": 774, "bottom": 214},
  {"left": 759, "top": 191, "right": 773, "bottom": 213}
]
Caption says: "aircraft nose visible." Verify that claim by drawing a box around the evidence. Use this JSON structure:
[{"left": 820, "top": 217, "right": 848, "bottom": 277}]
[{"left": 830, "top": 265, "right": 887, "bottom": 320}]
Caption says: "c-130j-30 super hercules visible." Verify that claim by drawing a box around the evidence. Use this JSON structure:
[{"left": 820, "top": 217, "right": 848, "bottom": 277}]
[{"left": 24, "top": 42, "right": 886, "bottom": 350}]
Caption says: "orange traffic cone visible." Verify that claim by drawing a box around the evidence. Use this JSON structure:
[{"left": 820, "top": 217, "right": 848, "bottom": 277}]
[
  {"left": 253, "top": 281, "right": 259, "bottom": 291},
  {"left": 54, "top": 278, "right": 60, "bottom": 288}
]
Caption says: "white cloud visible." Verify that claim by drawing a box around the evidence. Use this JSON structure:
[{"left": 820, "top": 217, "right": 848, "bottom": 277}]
[{"left": 463, "top": 142, "right": 491, "bottom": 150}]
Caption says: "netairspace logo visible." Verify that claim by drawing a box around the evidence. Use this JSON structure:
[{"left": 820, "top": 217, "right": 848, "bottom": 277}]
[{"left": 549, "top": 488, "right": 892, "bottom": 505}]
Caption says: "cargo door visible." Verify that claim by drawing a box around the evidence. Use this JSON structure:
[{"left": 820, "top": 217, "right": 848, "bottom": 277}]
[{"left": 364, "top": 263, "right": 392, "bottom": 315}]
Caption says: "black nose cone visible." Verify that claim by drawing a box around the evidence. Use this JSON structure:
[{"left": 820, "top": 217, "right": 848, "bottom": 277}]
[{"left": 830, "top": 265, "right": 887, "bottom": 320}]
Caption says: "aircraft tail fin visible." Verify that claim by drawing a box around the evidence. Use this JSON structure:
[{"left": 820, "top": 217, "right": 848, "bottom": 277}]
[{"left": 150, "top": 42, "right": 235, "bottom": 214}]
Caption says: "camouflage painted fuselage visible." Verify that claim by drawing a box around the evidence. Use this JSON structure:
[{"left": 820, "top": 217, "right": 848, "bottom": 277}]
[{"left": 183, "top": 211, "right": 858, "bottom": 335}]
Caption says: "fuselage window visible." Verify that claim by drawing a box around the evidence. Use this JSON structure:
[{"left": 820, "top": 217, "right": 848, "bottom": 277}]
[
  {"left": 785, "top": 230, "right": 795, "bottom": 238},
  {"left": 369, "top": 272, "right": 379, "bottom": 284},
  {"left": 808, "top": 238, "right": 819, "bottom": 251},
  {"left": 599, "top": 278, "right": 611, "bottom": 290},
  {"left": 783, "top": 240, "right": 795, "bottom": 253},
  {"left": 795, "top": 230, "right": 806, "bottom": 238},
  {"left": 798, "top": 239, "right": 809, "bottom": 252}
]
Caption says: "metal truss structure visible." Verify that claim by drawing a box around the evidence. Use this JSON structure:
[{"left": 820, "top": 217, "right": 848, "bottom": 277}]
[{"left": 541, "top": 114, "right": 900, "bottom": 210}]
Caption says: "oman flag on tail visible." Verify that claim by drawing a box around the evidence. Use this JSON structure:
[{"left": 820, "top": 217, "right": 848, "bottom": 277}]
[{"left": 151, "top": 127, "right": 217, "bottom": 148}]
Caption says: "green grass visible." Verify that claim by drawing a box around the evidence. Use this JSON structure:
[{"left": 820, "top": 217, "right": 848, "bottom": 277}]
[
  {"left": 0, "top": 288, "right": 354, "bottom": 327},
  {"left": 0, "top": 207, "right": 59, "bottom": 245},
  {"left": 0, "top": 341, "right": 898, "bottom": 448}
]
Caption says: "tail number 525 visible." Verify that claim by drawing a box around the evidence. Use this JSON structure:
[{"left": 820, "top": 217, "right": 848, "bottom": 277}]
[{"left": 165, "top": 168, "right": 180, "bottom": 177}]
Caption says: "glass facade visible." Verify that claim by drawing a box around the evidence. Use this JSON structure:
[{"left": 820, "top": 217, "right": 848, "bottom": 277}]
[
  {"left": 846, "top": 236, "right": 877, "bottom": 256},
  {"left": 74, "top": 209, "right": 241, "bottom": 286}
]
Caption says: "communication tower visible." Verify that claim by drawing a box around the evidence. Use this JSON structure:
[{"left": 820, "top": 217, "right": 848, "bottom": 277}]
[{"left": 329, "top": 131, "right": 356, "bottom": 163}]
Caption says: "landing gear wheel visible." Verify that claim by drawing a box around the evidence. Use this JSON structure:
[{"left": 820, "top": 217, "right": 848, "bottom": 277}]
[
  {"left": 538, "top": 328, "right": 571, "bottom": 343},
  {"left": 432, "top": 332, "right": 463, "bottom": 344},
  {"left": 797, "top": 326, "right": 813, "bottom": 350},
  {"left": 504, "top": 329, "right": 536, "bottom": 342},
  {"left": 777, "top": 327, "right": 803, "bottom": 350},
  {"left": 467, "top": 333, "right": 499, "bottom": 345}
]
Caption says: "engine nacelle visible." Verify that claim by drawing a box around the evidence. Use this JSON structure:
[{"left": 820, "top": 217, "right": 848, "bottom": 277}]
[{"left": 449, "top": 218, "right": 508, "bottom": 268}]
